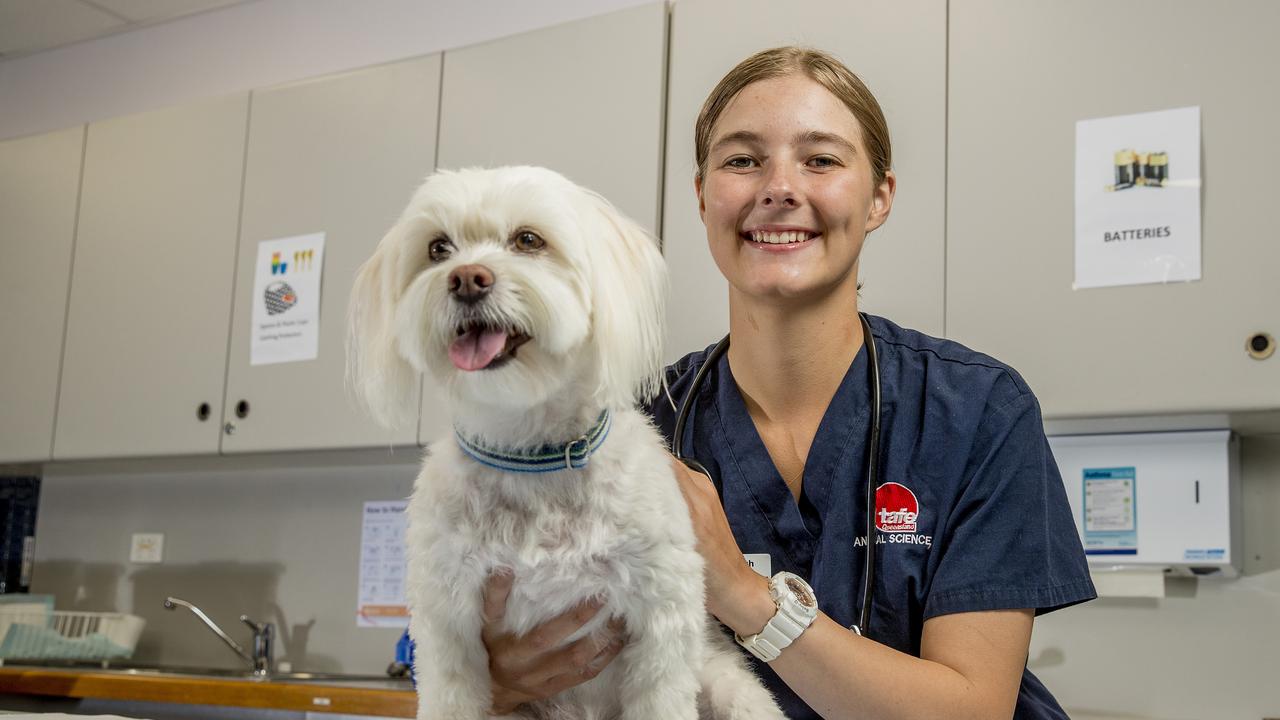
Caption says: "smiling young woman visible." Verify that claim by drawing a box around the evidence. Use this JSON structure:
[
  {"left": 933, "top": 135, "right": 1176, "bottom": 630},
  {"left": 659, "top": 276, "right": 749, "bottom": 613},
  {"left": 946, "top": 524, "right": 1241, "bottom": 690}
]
[{"left": 654, "top": 47, "right": 1095, "bottom": 720}]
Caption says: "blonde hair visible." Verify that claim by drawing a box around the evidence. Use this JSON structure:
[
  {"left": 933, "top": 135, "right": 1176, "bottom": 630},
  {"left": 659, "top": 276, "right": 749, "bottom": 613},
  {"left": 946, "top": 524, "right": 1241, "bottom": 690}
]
[{"left": 694, "top": 46, "right": 892, "bottom": 185}]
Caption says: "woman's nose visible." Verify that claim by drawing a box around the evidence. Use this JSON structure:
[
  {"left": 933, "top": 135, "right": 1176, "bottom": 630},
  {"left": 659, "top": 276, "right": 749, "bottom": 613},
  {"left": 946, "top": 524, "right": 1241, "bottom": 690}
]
[{"left": 758, "top": 165, "right": 799, "bottom": 208}]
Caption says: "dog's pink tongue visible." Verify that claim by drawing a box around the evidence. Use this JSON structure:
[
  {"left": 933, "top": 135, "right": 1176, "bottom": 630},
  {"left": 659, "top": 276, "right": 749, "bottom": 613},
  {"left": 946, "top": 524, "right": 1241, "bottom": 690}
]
[{"left": 449, "top": 328, "right": 509, "bottom": 371}]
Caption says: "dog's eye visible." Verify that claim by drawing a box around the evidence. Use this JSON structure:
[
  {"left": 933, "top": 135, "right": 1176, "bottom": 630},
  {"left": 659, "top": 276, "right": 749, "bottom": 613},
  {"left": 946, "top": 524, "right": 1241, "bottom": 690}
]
[
  {"left": 428, "top": 236, "right": 454, "bottom": 263},
  {"left": 512, "top": 230, "right": 546, "bottom": 253}
]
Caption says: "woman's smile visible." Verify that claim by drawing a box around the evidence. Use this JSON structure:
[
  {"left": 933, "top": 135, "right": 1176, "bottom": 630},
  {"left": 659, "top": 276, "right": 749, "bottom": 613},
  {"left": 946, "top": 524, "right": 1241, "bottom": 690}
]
[{"left": 742, "top": 225, "right": 822, "bottom": 252}]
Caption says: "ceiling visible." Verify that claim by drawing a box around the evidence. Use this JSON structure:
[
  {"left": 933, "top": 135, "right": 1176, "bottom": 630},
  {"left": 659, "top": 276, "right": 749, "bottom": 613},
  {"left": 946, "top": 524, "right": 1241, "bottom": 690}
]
[{"left": 0, "top": 0, "right": 258, "bottom": 60}]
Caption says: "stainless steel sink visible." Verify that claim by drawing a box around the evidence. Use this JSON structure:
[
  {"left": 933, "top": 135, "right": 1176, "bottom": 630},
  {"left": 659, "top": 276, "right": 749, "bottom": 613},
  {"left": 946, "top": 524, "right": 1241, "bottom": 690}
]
[
  {"left": 6, "top": 660, "right": 408, "bottom": 684},
  {"left": 107, "top": 665, "right": 253, "bottom": 678},
  {"left": 266, "top": 670, "right": 408, "bottom": 684},
  {"left": 114, "top": 667, "right": 402, "bottom": 683}
]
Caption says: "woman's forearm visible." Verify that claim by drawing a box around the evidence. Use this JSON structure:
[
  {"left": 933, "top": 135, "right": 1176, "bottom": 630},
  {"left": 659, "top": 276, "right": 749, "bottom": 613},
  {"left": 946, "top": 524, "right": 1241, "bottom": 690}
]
[
  {"left": 716, "top": 575, "right": 1026, "bottom": 720},
  {"left": 767, "top": 614, "right": 995, "bottom": 720}
]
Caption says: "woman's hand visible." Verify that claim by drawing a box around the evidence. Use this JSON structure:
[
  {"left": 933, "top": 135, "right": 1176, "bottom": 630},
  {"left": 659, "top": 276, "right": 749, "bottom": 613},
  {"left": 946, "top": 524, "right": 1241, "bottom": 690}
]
[
  {"left": 668, "top": 456, "right": 774, "bottom": 636},
  {"left": 480, "top": 572, "right": 626, "bottom": 715}
]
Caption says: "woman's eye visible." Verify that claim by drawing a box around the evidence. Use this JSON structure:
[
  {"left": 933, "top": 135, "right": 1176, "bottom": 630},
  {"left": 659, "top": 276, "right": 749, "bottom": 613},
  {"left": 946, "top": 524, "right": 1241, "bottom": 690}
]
[
  {"left": 513, "top": 230, "right": 545, "bottom": 253},
  {"left": 809, "top": 155, "right": 839, "bottom": 168},
  {"left": 725, "top": 156, "right": 756, "bottom": 169},
  {"left": 428, "top": 237, "right": 453, "bottom": 262}
]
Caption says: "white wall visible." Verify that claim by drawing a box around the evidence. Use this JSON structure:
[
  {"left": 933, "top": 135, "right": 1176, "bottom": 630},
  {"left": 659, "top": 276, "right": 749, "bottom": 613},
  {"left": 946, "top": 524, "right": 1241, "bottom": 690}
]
[{"left": 0, "top": 0, "right": 650, "bottom": 142}]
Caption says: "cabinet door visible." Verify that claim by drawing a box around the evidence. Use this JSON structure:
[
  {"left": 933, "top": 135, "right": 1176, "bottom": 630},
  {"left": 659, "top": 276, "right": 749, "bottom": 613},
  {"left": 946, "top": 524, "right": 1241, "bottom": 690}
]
[
  {"left": 221, "top": 55, "right": 441, "bottom": 453},
  {"left": 0, "top": 127, "right": 84, "bottom": 463},
  {"left": 54, "top": 95, "right": 248, "bottom": 460},
  {"left": 947, "top": 0, "right": 1280, "bottom": 418},
  {"left": 662, "top": 0, "right": 948, "bottom": 361},
  {"left": 423, "top": 2, "right": 668, "bottom": 445}
]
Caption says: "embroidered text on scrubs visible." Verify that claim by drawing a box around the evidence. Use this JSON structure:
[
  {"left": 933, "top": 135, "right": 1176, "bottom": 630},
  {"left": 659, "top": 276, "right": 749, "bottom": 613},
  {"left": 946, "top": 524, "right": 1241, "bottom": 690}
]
[
  {"left": 854, "top": 534, "right": 933, "bottom": 549},
  {"left": 878, "top": 508, "right": 918, "bottom": 528}
]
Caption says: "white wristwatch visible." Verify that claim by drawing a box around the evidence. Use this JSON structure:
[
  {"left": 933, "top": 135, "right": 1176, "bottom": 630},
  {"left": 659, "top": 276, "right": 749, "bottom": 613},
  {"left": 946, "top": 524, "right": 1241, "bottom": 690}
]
[{"left": 735, "top": 571, "right": 818, "bottom": 662}]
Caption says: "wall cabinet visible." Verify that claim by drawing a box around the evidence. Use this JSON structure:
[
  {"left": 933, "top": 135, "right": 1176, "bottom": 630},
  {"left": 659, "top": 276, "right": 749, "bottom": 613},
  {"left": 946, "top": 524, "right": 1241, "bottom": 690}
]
[
  {"left": 221, "top": 55, "right": 441, "bottom": 453},
  {"left": 421, "top": 2, "right": 668, "bottom": 445},
  {"left": 15, "top": 1, "right": 1275, "bottom": 462},
  {"left": 662, "top": 0, "right": 948, "bottom": 361},
  {"left": 0, "top": 127, "right": 84, "bottom": 463},
  {"left": 53, "top": 96, "right": 249, "bottom": 460},
  {"left": 947, "top": 0, "right": 1280, "bottom": 418}
]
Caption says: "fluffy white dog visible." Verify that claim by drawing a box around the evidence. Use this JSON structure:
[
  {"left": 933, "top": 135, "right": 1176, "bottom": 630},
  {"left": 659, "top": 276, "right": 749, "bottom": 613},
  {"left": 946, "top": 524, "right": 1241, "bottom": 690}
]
[{"left": 347, "top": 166, "right": 785, "bottom": 720}]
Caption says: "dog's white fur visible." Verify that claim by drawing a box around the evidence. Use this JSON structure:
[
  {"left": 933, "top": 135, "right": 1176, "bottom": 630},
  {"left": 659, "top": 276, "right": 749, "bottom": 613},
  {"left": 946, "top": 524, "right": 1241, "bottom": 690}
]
[{"left": 347, "top": 167, "right": 785, "bottom": 720}]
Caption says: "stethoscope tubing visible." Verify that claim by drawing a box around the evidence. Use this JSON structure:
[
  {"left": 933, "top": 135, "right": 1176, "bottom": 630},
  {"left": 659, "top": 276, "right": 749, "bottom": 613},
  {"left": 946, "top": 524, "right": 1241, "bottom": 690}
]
[{"left": 672, "top": 311, "right": 882, "bottom": 638}]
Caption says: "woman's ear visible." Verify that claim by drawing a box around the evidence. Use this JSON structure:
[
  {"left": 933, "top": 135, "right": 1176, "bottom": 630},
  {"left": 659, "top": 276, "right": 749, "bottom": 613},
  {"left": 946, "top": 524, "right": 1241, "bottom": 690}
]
[
  {"left": 694, "top": 172, "right": 707, "bottom": 221},
  {"left": 345, "top": 225, "right": 419, "bottom": 429},
  {"left": 865, "top": 169, "right": 896, "bottom": 234},
  {"left": 581, "top": 190, "right": 668, "bottom": 410}
]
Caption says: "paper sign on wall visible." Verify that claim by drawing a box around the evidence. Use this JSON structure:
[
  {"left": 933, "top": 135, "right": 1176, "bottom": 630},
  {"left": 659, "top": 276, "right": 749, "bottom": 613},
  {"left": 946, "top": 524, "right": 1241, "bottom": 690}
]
[
  {"left": 357, "top": 500, "right": 410, "bottom": 628},
  {"left": 1074, "top": 106, "right": 1201, "bottom": 289},
  {"left": 250, "top": 232, "right": 325, "bottom": 365}
]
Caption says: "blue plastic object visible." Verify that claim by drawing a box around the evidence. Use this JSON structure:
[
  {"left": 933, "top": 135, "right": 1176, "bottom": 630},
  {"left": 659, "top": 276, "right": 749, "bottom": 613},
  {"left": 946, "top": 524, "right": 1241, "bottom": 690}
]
[{"left": 394, "top": 628, "right": 416, "bottom": 688}]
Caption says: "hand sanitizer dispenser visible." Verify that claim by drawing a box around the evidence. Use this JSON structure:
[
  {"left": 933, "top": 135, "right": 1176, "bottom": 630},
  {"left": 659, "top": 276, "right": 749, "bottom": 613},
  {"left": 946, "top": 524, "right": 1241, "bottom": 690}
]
[{"left": 1047, "top": 430, "right": 1241, "bottom": 577}]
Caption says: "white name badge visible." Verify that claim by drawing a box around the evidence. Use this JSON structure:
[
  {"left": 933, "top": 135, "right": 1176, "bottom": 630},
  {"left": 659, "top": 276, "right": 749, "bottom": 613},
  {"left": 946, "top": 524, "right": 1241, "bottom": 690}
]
[{"left": 743, "top": 554, "right": 771, "bottom": 577}]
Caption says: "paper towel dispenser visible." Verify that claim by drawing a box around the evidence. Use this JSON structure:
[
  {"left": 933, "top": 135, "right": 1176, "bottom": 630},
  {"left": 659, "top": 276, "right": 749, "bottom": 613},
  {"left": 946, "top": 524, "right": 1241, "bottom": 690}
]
[{"left": 1047, "top": 430, "right": 1241, "bottom": 577}]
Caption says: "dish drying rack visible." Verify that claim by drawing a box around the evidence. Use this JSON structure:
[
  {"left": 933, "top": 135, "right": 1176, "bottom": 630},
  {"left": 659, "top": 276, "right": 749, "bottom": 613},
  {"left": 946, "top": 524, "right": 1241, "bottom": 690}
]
[{"left": 0, "top": 610, "right": 145, "bottom": 661}]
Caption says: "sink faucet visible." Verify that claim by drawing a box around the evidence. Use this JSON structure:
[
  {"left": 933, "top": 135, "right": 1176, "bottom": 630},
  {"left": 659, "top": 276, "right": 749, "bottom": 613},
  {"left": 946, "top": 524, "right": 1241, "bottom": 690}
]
[{"left": 164, "top": 596, "right": 274, "bottom": 676}]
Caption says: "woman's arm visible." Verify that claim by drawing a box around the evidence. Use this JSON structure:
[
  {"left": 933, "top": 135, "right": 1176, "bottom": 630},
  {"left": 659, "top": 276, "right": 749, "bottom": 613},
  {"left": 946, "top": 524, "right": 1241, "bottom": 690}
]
[
  {"left": 674, "top": 457, "right": 1032, "bottom": 720},
  {"left": 772, "top": 605, "right": 1030, "bottom": 720},
  {"left": 480, "top": 573, "right": 626, "bottom": 715}
]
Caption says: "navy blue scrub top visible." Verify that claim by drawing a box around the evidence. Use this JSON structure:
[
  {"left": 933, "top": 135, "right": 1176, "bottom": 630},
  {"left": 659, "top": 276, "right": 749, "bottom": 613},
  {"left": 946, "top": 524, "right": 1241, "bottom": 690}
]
[{"left": 647, "top": 314, "right": 1096, "bottom": 720}]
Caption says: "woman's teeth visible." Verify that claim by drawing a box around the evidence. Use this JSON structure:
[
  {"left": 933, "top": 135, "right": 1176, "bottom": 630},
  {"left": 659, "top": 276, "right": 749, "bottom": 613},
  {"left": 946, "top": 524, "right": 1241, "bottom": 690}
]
[{"left": 749, "top": 230, "right": 813, "bottom": 244}]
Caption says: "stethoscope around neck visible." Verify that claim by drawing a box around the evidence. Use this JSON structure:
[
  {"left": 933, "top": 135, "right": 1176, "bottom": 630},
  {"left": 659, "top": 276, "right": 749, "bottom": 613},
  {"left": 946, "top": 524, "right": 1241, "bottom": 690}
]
[{"left": 668, "top": 311, "right": 882, "bottom": 639}]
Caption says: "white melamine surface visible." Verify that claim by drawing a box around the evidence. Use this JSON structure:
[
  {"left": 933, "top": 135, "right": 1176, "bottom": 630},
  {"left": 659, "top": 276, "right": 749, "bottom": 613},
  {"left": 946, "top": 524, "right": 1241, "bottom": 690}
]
[
  {"left": 53, "top": 94, "right": 249, "bottom": 460},
  {"left": 0, "top": 127, "right": 84, "bottom": 463},
  {"left": 222, "top": 55, "right": 441, "bottom": 453},
  {"left": 947, "top": 0, "right": 1280, "bottom": 418}
]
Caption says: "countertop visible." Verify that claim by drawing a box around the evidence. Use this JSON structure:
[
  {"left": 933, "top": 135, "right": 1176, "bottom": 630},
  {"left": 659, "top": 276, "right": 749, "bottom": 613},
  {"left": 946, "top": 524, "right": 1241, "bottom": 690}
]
[{"left": 0, "top": 666, "right": 415, "bottom": 717}]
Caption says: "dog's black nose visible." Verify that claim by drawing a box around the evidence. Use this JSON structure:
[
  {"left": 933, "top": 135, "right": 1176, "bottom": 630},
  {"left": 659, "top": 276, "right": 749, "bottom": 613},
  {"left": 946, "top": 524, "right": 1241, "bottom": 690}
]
[{"left": 448, "top": 264, "right": 495, "bottom": 304}]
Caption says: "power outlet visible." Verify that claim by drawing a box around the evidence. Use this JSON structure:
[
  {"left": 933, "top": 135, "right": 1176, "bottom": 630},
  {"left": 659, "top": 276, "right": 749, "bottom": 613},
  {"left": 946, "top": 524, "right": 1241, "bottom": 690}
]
[{"left": 130, "top": 533, "right": 164, "bottom": 563}]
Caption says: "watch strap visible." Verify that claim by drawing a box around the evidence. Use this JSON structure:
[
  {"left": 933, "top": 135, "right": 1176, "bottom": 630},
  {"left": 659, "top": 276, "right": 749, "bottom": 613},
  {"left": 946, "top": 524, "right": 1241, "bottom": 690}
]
[{"left": 735, "top": 572, "right": 817, "bottom": 662}]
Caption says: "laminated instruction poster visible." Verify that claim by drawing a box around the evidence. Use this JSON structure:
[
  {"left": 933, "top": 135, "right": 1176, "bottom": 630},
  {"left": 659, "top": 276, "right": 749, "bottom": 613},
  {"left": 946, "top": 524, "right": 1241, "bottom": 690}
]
[
  {"left": 1081, "top": 467, "right": 1137, "bottom": 556},
  {"left": 1074, "top": 106, "right": 1201, "bottom": 289},
  {"left": 250, "top": 232, "right": 325, "bottom": 365},
  {"left": 357, "top": 500, "right": 410, "bottom": 628}
]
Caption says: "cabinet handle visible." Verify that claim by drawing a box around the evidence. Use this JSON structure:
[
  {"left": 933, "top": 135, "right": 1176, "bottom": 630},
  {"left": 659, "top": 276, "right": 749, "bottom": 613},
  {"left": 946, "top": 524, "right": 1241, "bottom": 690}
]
[
  {"left": 224, "top": 422, "right": 236, "bottom": 436},
  {"left": 197, "top": 403, "right": 211, "bottom": 421},
  {"left": 236, "top": 400, "right": 250, "bottom": 419}
]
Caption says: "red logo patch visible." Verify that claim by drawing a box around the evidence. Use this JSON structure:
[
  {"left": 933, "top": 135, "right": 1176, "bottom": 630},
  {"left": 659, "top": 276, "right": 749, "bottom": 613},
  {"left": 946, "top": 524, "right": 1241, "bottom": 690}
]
[{"left": 875, "top": 482, "right": 919, "bottom": 533}]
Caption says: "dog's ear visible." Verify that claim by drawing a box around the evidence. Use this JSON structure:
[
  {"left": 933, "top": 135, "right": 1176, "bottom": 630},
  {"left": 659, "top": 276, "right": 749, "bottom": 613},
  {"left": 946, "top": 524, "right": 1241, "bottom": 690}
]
[
  {"left": 580, "top": 190, "right": 668, "bottom": 410},
  {"left": 346, "top": 223, "right": 420, "bottom": 429}
]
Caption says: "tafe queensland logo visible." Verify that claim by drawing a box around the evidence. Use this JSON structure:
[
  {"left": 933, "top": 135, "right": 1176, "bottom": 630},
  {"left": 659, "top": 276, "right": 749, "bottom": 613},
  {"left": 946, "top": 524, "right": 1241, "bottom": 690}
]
[{"left": 875, "top": 482, "right": 919, "bottom": 533}]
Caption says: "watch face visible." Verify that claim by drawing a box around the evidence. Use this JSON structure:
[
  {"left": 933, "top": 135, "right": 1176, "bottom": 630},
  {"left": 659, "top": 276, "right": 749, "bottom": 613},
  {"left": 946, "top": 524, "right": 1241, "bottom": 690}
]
[{"left": 785, "top": 576, "right": 816, "bottom": 608}]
